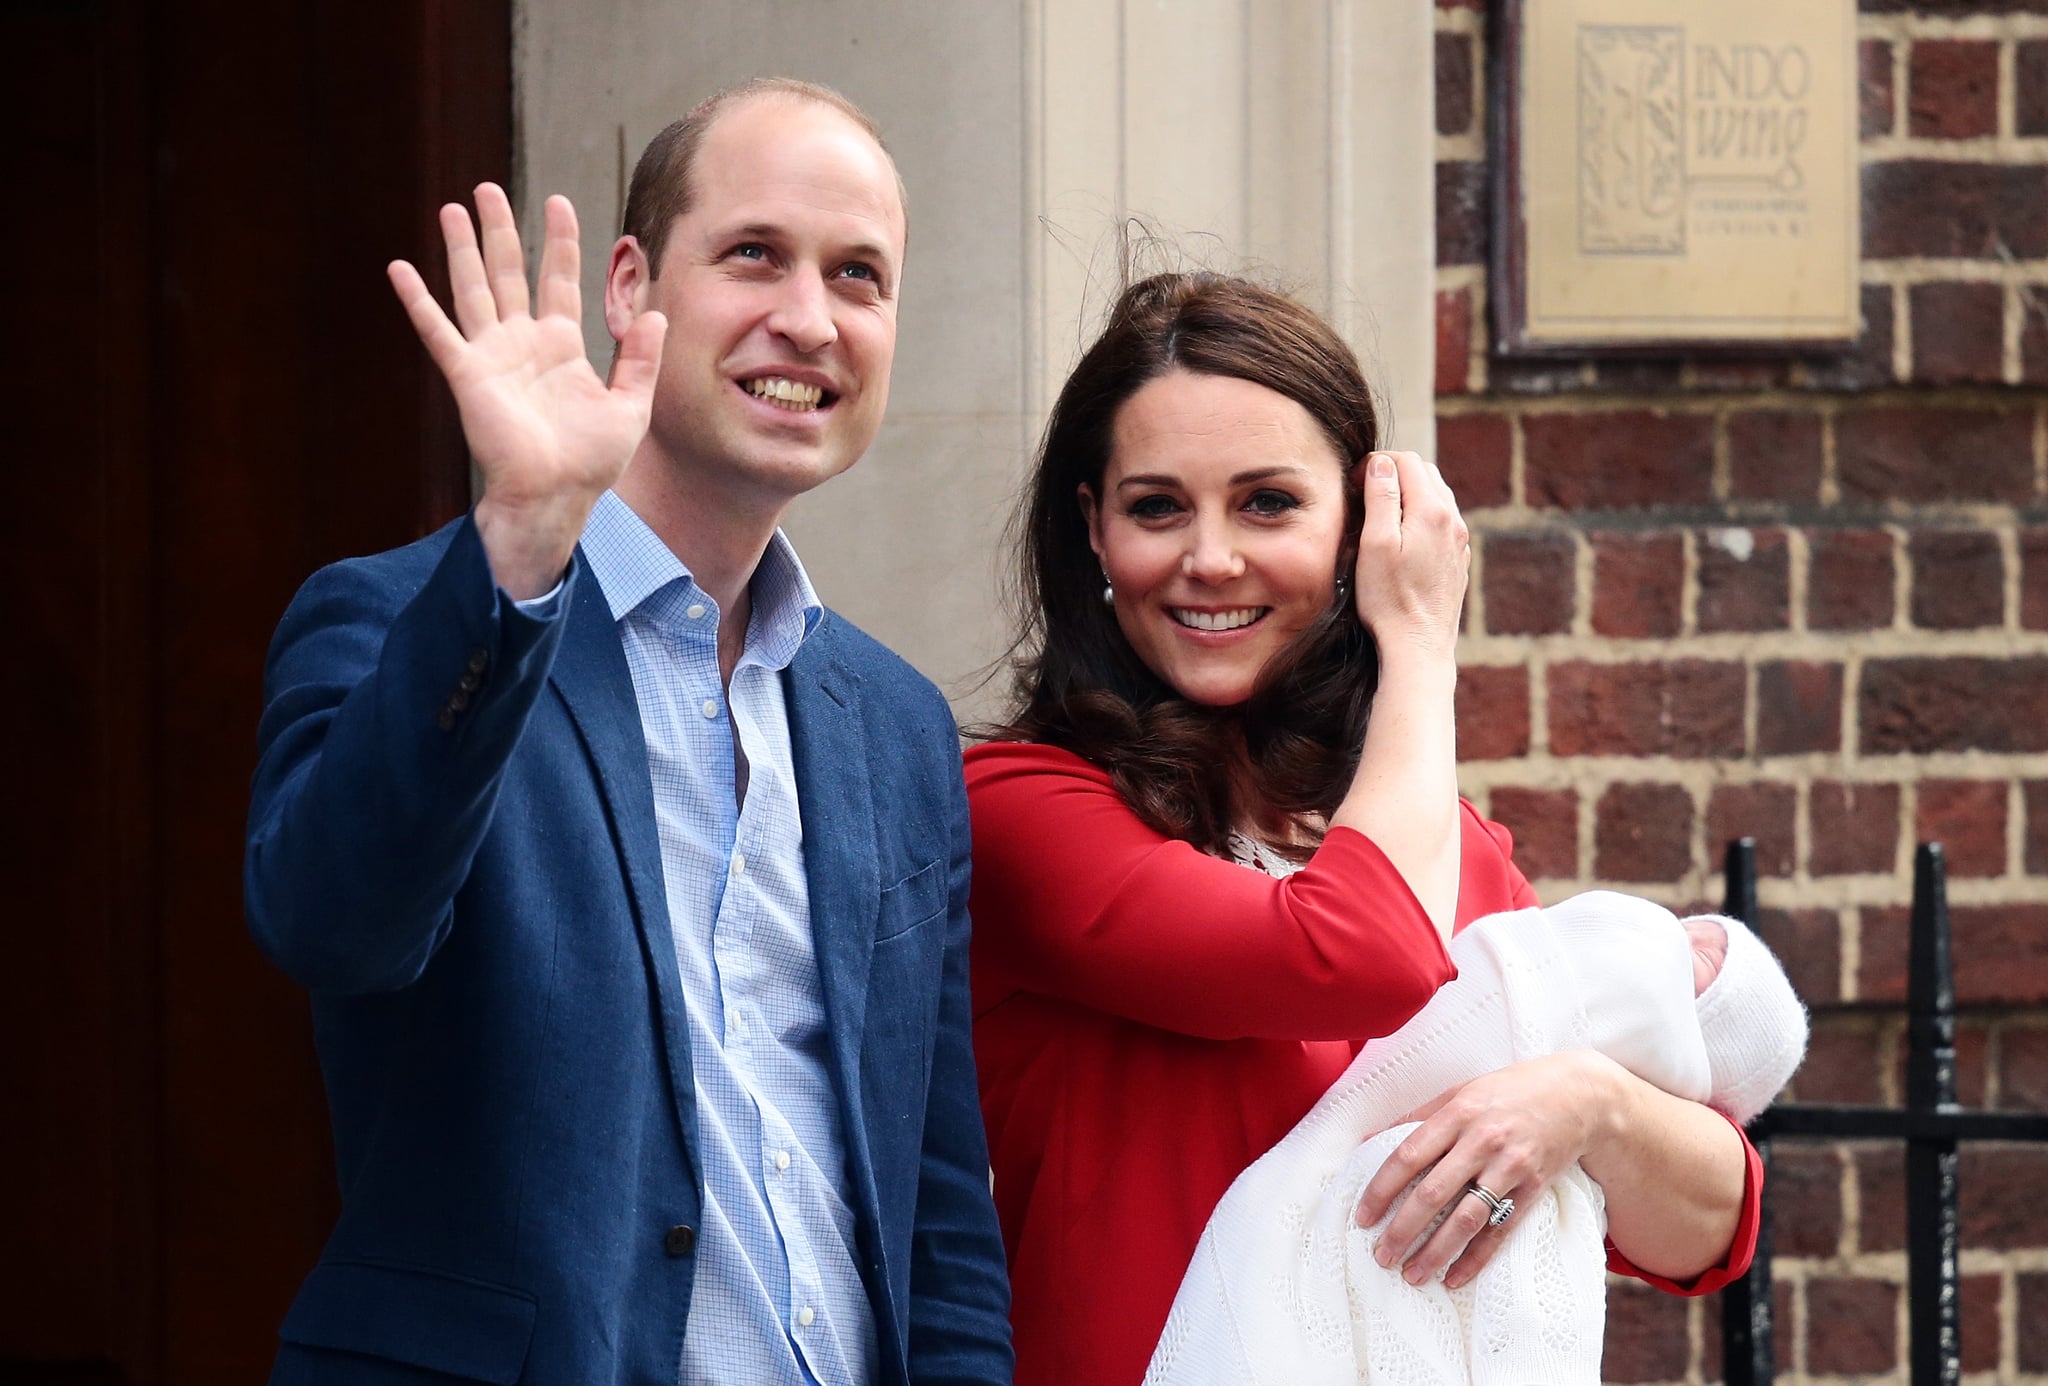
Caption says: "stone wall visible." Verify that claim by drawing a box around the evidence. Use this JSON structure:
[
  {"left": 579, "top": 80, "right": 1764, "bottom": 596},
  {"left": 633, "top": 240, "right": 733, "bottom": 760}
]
[{"left": 1436, "top": 0, "right": 2048, "bottom": 1379}]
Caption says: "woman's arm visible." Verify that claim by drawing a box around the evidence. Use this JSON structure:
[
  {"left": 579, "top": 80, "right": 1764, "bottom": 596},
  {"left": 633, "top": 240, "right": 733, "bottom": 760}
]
[
  {"left": 1329, "top": 452, "right": 1469, "bottom": 941},
  {"left": 1351, "top": 1050, "right": 1751, "bottom": 1289}
]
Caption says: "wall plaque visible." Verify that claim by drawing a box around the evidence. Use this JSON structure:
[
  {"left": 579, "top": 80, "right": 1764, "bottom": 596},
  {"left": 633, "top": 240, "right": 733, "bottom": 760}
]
[{"left": 1495, "top": 0, "right": 1859, "bottom": 351}]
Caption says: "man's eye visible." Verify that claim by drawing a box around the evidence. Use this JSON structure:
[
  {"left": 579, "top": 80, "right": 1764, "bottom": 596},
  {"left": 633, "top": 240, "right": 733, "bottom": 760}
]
[
  {"left": 729, "top": 243, "right": 769, "bottom": 261},
  {"left": 839, "top": 262, "right": 877, "bottom": 282},
  {"left": 1245, "top": 489, "right": 1299, "bottom": 515}
]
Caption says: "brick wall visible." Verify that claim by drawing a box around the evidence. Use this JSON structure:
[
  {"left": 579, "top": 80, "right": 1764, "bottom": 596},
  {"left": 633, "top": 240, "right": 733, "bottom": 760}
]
[{"left": 1436, "top": 1, "right": 2048, "bottom": 1380}]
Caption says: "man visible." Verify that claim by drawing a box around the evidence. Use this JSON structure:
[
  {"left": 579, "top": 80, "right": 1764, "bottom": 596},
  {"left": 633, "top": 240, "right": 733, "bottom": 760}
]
[{"left": 244, "top": 79, "right": 1013, "bottom": 1385}]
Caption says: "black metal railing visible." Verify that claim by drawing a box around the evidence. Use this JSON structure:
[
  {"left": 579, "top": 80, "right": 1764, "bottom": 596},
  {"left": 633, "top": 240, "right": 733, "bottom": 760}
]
[{"left": 1717, "top": 839, "right": 2048, "bottom": 1385}]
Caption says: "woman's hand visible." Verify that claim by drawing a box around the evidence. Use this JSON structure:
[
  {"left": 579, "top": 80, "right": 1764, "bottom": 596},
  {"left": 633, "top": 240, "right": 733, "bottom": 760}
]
[
  {"left": 1353, "top": 1050, "right": 1625, "bottom": 1289},
  {"left": 1352, "top": 451, "right": 1470, "bottom": 664}
]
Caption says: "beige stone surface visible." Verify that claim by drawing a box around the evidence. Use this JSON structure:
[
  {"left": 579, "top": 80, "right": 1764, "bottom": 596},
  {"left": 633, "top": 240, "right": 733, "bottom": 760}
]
[{"left": 1519, "top": 0, "right": 1859, "bottom": 344}]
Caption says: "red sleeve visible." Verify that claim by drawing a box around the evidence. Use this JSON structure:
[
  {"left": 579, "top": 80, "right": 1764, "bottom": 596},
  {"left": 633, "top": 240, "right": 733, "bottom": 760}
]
[
  {"left": 965, "top": 741, "right": 1528, "bottom": 1042},
  {"left": 1604, "top": 1112, "right": 1766, "bottom": 1295}
]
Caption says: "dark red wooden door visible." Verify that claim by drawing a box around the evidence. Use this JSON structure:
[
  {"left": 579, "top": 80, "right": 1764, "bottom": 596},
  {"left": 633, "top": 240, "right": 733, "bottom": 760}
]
[{"left": 1, "top": 1, "right": 507, "bottom": 1380}]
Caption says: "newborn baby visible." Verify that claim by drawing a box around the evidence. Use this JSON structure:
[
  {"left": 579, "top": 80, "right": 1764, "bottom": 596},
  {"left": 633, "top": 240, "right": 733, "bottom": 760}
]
[{"left": 1145, "top": 891, "right": 1808, "bottom": 1386}]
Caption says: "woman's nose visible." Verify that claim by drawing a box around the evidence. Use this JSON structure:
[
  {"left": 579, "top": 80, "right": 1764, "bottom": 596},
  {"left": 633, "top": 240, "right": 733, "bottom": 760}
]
[{"left": 1181, "top": 522, "right": 1245, "bottom": 583}]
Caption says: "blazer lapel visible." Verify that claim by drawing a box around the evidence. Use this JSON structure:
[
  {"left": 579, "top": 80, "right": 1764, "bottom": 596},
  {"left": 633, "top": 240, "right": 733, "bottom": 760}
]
[
  {"left": 786, "top": 628, "right": 884, "bottom": 1231},
  {"left": 547, "top": 558, "right": 699, "bottom": 1143}
]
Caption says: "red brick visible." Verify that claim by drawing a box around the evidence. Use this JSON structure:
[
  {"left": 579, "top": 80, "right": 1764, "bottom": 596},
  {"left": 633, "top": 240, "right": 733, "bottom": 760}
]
[
  {"left": 1523, "top": 411, "right": 1715, "bottom": 511},
  {"left": 2018, "top": 528, "right": 2048, "bottom": 630},
  {"left": 1770, "top": 1144, "right": 1845, "bottom": 1257},
  {"left": 2024, "top": 295, "right": 2048, "bottom": 385},
  {"left": 1836, "top": 407, "right": 2035, "bottom": 504},
  {"left": 1810, "top": 781, "right": 1899, "bottom": 876},
  {"left": 1436, "top": 159, "right": 1485, "bottom": 267},
  {"left": 2020, "top": 40, "right": 2048, "bottom": 136},
  {"left": 1954, "top": 905, "right": 2048, "bottom": 1005},
  {"left": 1865, "top": 161, "right": 2048, "bottom": 260},
  {"left": 1436, "top": 32, "right": 1474, "bottom": 136},
  {"left": 1856, "top": 1143, "right": 1907, "bottom": 1252},
  {"left": 1434, "top": 287, "right": 1470, "bottom": 397},
  {"left": 1708, "top": 783, "right": 1795, "bottom": 877},
  {"left": 1959, "top": 1144, "right": 2048, "bottom": 1249},
  {"left": 1481, "top": 531, "right": 1575, "bottom": 635},
  {"left": 1454, "top": 665, "right": 1530, "bottom": 762},
  {"left": 1437, "top": 413, "right": 1511, "bottom": 509},
  {"left": 1809, "top": 529, "right": 1896, "bottom": 631},
  {"left": 1755, "top": 660, "right": 1842, "bottom": 756},
  {"left": 1697, "top": 527, "right": 1790, "bottom": 632},
  {"left": 1910, "top": 281, "right": 2004, "bottom": 385},
  {"left": 1589, "top": 531, "right": 1682, "bottom": 638},
  {"left": 2028, "top": 780, "right": 2048, "bottom": 873},
  {"left": 1548, "top": 660, "right": 1746, "bottom": 759},
  {"left": 1593, "top": 782, "right": 1693, "bottom": 883},
  {"left": 1790, "top": 1021, "right": 1881, "bottom": 1103},
  {"left": 1601, "top": 1278, "right": 1690, "bottom": 1382},
  {"left": 1862, "top": 38, "right": 1895, "bottom": 138},
  {"left": 1909, "top": 40, "right": 1999, "bottom": 139},
  {"left": 2022, "top": 1271, "right": 2048, "bottom": 1371},
  {"left": 1961, "top": 1273, "right": 2001, "bottom": 1375},
  {"left": 1487, "top": 786, "right": 1577, "bottom": 881},
  {"left": 1861, "top": 657, "right": 2048, "bottom": 753},
  {"left": 1859, "top": 906, "right": 1911, "bottom": 1004},
  {"left": 1727, "top": 410, "right": 1822, "bottom": 503},
  {"left": 1915, "top": 779, "right": 2008, "bottom": 878},
  {"left": 2004, "top": 1024, "right": 2048, "bottom": 1110},
  {"left": 1756, "top": 907, "right": 1842, "bottom": 1007},
  {"left": 1807, "top": 283, "right": 1897, "bottom": 391},
  {"left": 1909, "top": 527, "right": 2005, "bottom": 629},
  {"left": 1805, "top": 1277, "right": 1899, "bottom": 1375}
]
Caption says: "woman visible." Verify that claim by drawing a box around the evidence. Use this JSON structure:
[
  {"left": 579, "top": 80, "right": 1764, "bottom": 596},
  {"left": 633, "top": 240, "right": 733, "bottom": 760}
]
[{"left": 967, "top": 272, "right": 1761, "bottom": 1385}]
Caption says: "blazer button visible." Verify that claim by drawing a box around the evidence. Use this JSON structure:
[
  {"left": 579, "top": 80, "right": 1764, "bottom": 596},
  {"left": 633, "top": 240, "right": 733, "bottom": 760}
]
[
  {"left": 466, "top": 648, "right": 489, "bottom": 675},
  {"left": 435, "top": 707, "right": 456, "bottom": 732},
  {"left": 664, "top": 1224, "right": 696, "bottom": 1257}
]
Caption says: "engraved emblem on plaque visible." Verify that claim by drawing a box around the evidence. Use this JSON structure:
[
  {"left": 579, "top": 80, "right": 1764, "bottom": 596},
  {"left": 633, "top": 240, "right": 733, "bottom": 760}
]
[{"left": 1578, "top": 26, "right": 1685, "bottom": 256}]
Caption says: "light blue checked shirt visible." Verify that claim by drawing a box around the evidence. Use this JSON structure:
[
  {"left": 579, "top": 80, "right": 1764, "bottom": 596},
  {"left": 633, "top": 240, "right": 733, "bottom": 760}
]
[{"left": 570, "top": 489, "right": 877, "bottom": 1386}]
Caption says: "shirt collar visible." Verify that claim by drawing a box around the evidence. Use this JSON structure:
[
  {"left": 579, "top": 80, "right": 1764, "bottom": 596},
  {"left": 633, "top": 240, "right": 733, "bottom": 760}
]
[{"left": 578, "top": 489, "right": 822, "bottom": 667}]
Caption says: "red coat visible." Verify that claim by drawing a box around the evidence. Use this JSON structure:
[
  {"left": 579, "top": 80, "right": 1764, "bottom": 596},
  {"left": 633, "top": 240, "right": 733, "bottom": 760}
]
[{"left": 966, "top": 741, "right": 1763, "bottom": 1386}]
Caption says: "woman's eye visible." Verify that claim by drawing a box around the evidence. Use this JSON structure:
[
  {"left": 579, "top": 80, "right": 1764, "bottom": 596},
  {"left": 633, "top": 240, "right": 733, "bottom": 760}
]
[
  {"left": 1245, "top": 489, "right": 1299, "bottom": 515},
  {"left": 1127, "top": 495, "right": 1180, "bottom": 520}
]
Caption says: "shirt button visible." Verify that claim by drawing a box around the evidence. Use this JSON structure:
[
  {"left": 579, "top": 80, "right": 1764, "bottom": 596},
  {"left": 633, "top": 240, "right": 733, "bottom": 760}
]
[
  {"left": 726, "top": 1006, "right": 742, "bottom": 1032},
  {"left": 774, "top": 1150, "right": 791, "bottom": 1172},
  {"left": 664, "top": 1224, "right": 696, "bottom": 1257},
  {"left": 700, "top": 698, "right": 719, "bottom": 719},
  {"left": 796, "top": 1306, "right": 816, "bottom": 1328},
  {"left": 730, "top": 853, "right": 746, "bottom": 876},
  {"left": 685, "top": 603, "right": 707, "bottom": 620}
]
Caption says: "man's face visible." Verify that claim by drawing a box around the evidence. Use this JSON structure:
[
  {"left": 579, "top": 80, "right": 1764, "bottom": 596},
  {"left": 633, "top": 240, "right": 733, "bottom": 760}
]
[{"left": 615, "top": 97, "right": 906, "bottom": 506}]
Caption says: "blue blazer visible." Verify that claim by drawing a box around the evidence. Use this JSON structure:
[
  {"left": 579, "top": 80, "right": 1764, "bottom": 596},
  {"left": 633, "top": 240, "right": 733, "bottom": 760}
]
[{"left": 245, "top": 517, "right": 1012, "bottom": 1386}]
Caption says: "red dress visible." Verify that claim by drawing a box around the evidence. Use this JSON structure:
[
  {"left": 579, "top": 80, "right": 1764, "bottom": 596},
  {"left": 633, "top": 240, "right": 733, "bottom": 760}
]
[{"left": 966, "top": 741, "right": 1763, "bottom": 1386}]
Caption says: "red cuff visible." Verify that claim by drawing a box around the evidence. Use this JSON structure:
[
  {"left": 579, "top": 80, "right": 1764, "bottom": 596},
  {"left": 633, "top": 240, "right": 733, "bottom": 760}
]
[{"left": 1604, "top": 1111, "right": 1765, "bottom": 1296}]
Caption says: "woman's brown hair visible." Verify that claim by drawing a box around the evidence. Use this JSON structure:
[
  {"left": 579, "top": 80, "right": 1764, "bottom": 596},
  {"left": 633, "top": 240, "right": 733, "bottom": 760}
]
[{"left": 987, "top": 271, "right": 1382, "bottom": 855}]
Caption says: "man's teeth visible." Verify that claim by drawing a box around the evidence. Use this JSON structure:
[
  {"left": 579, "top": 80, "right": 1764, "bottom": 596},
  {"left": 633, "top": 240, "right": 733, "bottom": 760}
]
[
  {"left": 744, "top": 377, "right": 825, "bottom": 411},
  {"left": 1172, "top": 608, "right": 1265, "bottom": 631}
]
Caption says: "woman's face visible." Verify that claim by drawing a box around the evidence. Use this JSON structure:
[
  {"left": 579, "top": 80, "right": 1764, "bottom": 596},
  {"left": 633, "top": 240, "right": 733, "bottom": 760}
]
[{"left": 1081, "top": 369, "right": 1351, "bottom": 708}]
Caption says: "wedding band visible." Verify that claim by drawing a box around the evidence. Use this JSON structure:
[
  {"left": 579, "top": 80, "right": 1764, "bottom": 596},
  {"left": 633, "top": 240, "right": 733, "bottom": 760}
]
[{"left": 1464, "top": 1181, "right": 1515, "bottom": 1228}]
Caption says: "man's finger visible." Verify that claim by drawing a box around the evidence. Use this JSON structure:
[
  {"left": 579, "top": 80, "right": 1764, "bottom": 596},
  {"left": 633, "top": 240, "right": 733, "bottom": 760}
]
[
  {"left": 535, "top": 194, "right": 582, "bottom": 323},
  {"left": 387, "top": 259, "right": 467, "bottom": 377},
  {"left": 609, "top": 310, "right": 669, "bottom": 406},
  {"left": 474, "top": 182, "right": 531, "bottom": 321},
  {"left": 441, "top": 201, "right": 496, "bottom": 339}
]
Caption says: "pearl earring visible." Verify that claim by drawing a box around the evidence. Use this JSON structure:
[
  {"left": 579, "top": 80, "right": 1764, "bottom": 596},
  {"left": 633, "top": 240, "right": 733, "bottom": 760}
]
[{"left": 1101, "top": 574, "right": 1115, "bottom": 605}]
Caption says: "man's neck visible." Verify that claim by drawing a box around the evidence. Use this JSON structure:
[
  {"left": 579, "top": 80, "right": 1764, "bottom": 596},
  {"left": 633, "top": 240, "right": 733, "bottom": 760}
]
[{"left": 613, "top": 453, "right": 789, "bottom": 687}]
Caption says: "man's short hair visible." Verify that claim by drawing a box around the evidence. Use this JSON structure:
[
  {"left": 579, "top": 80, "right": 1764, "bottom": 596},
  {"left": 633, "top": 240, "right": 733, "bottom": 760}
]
[{"left": 621, "top": 77, "right": 905, "bottom": 278}]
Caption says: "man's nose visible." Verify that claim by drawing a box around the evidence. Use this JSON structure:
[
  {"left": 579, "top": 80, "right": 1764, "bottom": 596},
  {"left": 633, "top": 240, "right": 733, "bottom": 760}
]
[
  {"left": 1181, "top": 520, "right": 1245, "bottom": 583},
  {"left": 766, "top": 268, "right": 838, "bottom": 354}
]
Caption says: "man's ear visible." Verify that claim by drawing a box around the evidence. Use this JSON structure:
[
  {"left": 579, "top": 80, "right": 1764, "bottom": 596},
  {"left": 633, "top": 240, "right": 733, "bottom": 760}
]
[
  {"left": 603, "top": 235, "right": 652, "bottom": 345},
  {"left": 1077, "top": 483, "right": 1105, "bottom": 561}
]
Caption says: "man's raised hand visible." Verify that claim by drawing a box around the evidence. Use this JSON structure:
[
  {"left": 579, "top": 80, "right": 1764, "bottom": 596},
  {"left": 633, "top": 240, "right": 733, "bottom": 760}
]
[{"left": 387, "top": 184, "right": 667, "bottom": 599}]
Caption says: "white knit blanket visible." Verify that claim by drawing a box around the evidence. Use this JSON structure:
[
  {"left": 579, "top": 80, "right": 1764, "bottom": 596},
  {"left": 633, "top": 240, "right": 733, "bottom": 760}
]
[{"left": 1145, "top": 894, "right": 1705, "bottom": 1386}]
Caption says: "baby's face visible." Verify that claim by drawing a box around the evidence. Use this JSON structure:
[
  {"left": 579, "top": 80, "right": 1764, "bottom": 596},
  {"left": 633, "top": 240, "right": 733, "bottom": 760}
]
[{"left": 1682, "top": 916, "right": 1729, "bottom": 996}]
